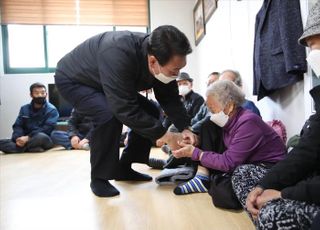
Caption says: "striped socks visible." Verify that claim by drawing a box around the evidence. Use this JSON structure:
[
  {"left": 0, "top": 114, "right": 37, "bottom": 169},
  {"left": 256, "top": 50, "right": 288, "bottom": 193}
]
[{"left": 174, "top": 174, "right": 209, "bottom": 195}]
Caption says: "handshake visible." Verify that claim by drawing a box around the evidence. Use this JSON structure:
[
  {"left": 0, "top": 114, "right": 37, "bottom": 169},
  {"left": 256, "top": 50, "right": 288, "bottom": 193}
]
[{"left": 156, "top": 128, "right": 199, "bottom": 158}]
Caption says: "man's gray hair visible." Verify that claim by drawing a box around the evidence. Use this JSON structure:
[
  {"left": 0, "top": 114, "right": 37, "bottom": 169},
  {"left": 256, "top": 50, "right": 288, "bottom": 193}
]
[
  {"left": 206, "top": 80, "right": 245, "bottom": 108},
  {"left": 221, "top": 69, "right": 242, "bottom": 87}
]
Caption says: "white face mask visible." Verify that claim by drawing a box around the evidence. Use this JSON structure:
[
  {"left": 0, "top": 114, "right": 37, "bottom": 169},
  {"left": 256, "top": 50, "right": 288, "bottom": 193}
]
[
  {"left": 152, "top": 63, "right": 178, "bottom": 84},
  {"left": 210, "top": 110, "right": 229, "bottom": 127},
  {"left": 306, "top": 49, "right": 320, "bottom": 78},
  {"left": 178, "top": 85, "right": 191, "bottom": 96}
]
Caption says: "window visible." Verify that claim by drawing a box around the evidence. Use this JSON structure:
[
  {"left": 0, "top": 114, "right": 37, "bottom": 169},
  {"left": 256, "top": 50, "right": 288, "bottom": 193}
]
[
  {"left": 1, "top": 0, "right": 149, "bottom": 74},
  {"left": 2, "top": 25, "right": 148, "bottom": 74}
]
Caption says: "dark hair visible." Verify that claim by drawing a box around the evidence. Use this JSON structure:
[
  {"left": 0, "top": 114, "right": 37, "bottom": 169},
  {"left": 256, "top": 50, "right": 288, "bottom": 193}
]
[
  {"left": 147, "top": 25, "right": 192, "bottom": 65},
  {"left": 30, "top": 82, "right": 46, "bottom": 93},
  {"left": 208, "top": 72, "right": 220, "bottom": 77}
]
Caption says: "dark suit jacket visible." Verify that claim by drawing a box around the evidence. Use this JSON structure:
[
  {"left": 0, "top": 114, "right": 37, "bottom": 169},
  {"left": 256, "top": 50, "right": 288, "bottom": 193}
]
[
  {"left": 253, "top": 0, "right": 307, "bottom": 100},
  {"left": 56, "top": 31, "right": 190, "bottom": 140}
]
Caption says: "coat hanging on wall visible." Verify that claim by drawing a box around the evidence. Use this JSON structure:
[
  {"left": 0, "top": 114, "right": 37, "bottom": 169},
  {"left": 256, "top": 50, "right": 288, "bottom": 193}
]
[{"left": 253, "top": 0, "right": 307, "bottom": 100}]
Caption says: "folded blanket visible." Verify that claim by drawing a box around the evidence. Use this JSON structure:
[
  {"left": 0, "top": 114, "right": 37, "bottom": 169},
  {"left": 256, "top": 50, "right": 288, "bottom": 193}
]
[{"left": 155, "top": 166, "right": 195, "bottom": 185}]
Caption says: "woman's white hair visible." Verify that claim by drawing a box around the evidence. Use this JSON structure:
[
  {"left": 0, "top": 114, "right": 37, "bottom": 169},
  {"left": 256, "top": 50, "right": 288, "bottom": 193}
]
[{"left": 206, "top": 80, "right": 245, "bottom": 108}]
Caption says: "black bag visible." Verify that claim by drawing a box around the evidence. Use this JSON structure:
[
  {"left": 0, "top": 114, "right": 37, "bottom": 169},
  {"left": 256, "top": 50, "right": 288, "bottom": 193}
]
[{"left": 208, "top": 173, "right": 242, "bottom": 210}]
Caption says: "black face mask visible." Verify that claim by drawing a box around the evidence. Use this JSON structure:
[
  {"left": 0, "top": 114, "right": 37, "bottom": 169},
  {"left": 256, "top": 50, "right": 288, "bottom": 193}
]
[{"left": 32, "top": 97, "right": 46, "bottom": 105}]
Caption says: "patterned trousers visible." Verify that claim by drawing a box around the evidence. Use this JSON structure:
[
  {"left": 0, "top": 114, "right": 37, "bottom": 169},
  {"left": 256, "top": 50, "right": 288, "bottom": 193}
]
[{"left": 231, "top": 164, "right": 320, "bottom": 230}]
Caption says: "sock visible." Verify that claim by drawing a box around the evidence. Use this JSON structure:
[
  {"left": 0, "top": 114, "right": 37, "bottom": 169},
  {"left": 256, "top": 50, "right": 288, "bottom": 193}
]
[
  {"left": 115, "top": 163, "right": 152, "bottom": 181},
  {"left": 90, "top": 178, "right": 120, "bottom": 197},
  {"left": 173, "top": 174, "right": 209, "bottom": 195},
  {"left": 148, "top": 158, "right": 166, "bottom": 169}
]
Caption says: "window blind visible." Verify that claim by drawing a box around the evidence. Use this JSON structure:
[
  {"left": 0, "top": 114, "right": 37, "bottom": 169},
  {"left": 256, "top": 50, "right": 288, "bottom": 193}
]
[{"left": 0, "top": 0, "right": 149, "bottom": 26}]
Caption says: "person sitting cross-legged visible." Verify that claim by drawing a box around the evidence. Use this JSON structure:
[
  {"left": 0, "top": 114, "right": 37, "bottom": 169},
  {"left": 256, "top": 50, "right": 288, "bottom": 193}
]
[
  {"left": 231, "top": 3, "right": 320, "bottom": 228},
  {"left": 0, "top": 82, "right": 59, "bottom": 153},
  {"left": 51, "top": 109, "right": 94, "bottom": 150},
  {"left": 232, "top": 85, "right": 320, "bottom": 229},
  {"left": 171, "top": 80, "right": 286, "bottom": 195}
]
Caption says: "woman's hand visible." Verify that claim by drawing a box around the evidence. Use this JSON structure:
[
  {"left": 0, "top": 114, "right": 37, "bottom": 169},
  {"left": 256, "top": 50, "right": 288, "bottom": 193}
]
[
  {"left": 246, "top": 187, "right": 264, "bottom": 220},
  {"left": 172, "top": 141, "right": 195, "bottom": 158},
  {"left": 256, "top": 189, "right": 281, "bottom": 210}
]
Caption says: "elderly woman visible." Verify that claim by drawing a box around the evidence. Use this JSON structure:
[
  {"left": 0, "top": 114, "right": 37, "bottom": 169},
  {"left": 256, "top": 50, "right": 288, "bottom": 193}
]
[
  {"left": 232, "top": 2, "right": 320, "bottom": 229},
  {"left": 172, "top": 80, "right": 286, "bottom": 196}
]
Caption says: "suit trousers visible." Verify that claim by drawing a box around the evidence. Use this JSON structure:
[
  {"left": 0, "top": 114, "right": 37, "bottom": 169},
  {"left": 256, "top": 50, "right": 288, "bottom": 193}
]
[{"left": 54, "top": 73, "right": 160, "bottom": 180}]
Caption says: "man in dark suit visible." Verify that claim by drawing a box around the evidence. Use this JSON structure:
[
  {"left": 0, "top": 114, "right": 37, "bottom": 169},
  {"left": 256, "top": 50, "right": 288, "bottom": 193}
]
[{"left": 54, "top": 25, "right": 197, "bottom": 197}]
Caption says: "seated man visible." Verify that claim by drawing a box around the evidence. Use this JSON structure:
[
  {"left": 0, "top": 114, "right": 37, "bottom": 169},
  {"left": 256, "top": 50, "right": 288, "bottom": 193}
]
[
  {"left": 0, "top": 82, "right": 59, "bottom": 153},
  {"left": 51, "top": 109, "right": 94, "bottom": 150},
  {"left": 191, "top": 72, "right": 220, "bottom": 134},
  {"left": 231, "top": 3, "right": 320, "bottom": 228},
  {"left": 162, "top": 72, "right": 204, "bottom": 131},
  {"left": 171, "top": 80, "right": 286, "bottom": 195}
]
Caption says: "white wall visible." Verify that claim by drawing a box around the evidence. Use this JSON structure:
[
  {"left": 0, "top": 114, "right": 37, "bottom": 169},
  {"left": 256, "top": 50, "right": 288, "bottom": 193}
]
[
  {"left": 195, "top": 0, "right": 312, "bottom": 140},
  {"left": 150, "top": 0, "right": 199, "bottom": 91}
]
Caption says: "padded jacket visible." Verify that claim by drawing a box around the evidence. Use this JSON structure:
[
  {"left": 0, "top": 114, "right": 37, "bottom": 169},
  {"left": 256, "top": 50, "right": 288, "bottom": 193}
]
[
  {"left": 12, "top": 101, "right": 59, "bottom": 141},
  {"left": 56, "top": 31, "right": 190, "bottom": 140},
  {"left": 259, "top": 85, "right": 320, "bottom": 205}
]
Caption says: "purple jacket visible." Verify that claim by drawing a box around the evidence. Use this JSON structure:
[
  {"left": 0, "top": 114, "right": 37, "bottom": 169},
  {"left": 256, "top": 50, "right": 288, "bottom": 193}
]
[{"left": 192, "top": 108, "right": 286, "bottom": 172}]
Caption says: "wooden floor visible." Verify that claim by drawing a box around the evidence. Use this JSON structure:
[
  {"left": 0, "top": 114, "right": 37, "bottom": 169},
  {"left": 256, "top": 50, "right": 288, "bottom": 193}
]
[{"left": 0, "top": 147, "right": 254, "bottom": 230}]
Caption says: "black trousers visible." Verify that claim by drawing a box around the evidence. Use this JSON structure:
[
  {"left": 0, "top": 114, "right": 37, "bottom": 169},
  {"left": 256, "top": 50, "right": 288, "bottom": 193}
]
[
  {"left": 199, "top": 119, "right": 225, "bottom": 175},
  {"left": 0, "top": 132, "right": 53, "bottom": 153},
  {"left": 54, "top": 73, "right": 160, "bottom": 180},
  {"left": 199, "top": 119, "right": 224, "bottom": 152}
]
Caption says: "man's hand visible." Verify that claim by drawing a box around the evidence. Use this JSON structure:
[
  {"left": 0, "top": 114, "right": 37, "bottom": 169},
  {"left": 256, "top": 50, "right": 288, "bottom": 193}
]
[
  {"left": 181, "top": 129, "right": 198, "bottom": 145},
  {"left": 156, "top": 139, "right": 165, "bottom": 147},
  {"left": 157, "top": 132, "right": 183, "bottom": 150},
  {"left": 256, "top": 189, "right": 281, "bottom": 210},
  {"left": 71, "top": 136, "right": 81, "bottom": 149},
  {"left": 246, "top": 187, "right": 264, "bottom": 220},
  {"left": 16, "top": 136, "right": 29, "bottom": 147},
  {"left": 172, "top": 141, "right": 195, "bottom": 158}
]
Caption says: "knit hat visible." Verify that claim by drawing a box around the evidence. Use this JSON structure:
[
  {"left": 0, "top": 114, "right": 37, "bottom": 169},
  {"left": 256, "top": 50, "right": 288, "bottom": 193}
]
[
  {"left": 176, "top": 72, "right": 193, "bottom": 82},
  {"left": 299, "top": 1, "right": 320, "bottom": 47}
]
